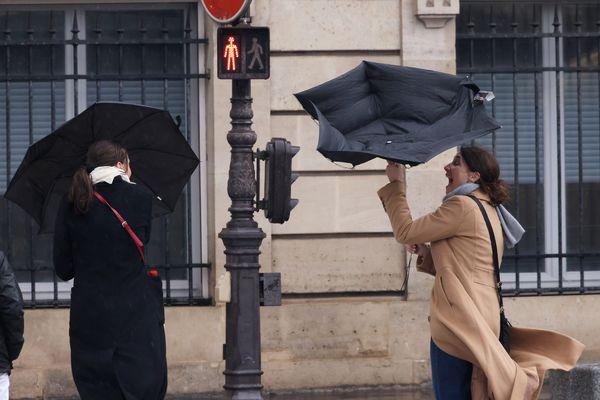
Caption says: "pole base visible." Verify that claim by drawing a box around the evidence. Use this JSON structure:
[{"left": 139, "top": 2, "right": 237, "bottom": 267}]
[{"left": 228, "top": 389, "right": 263, "bottom": 400}]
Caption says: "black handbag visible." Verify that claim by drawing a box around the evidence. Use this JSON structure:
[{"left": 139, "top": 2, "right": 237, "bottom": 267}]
[{"left": 467, "top": 195, "right": 512, "bottom": 353}]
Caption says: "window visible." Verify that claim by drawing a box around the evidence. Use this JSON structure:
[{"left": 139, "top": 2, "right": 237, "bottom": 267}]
[
  {"left": 457, "top": 1, "right": 600, "bottom": 294},
  {"left": 0, "top": 4, "right": 210, "bottom": 306}
]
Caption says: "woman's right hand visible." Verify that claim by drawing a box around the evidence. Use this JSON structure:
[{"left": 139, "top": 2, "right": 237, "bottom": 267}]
[{"left": 386, "top": 161, "right": 406, "bottom": 183}]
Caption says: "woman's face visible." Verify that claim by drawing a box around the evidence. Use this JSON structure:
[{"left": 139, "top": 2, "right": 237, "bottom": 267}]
[{"left": 443, "top": 153, "right": 476, "bottom": 194}]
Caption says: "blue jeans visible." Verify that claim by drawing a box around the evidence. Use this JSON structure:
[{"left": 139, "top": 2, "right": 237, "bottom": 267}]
[{"left": 430, "top": 339, "right": 472, "bottom": 400}]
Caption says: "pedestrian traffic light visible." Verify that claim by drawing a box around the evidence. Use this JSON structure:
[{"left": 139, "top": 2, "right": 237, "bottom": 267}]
[
  {"left": 217, "top": 26, "right": 270, "bottom": 79},
  {"left": 256, "top": 138, "right": 299, "bottom": 224}
]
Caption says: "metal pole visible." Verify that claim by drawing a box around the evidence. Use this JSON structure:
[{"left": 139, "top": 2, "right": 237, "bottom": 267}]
[{"left": 218, "top": 77, "right": 265, "bottom": 400}]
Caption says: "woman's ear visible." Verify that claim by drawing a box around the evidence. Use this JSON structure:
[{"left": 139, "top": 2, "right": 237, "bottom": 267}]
[{"left": 470, "top": 171, "right": 481, "bottom": 183}]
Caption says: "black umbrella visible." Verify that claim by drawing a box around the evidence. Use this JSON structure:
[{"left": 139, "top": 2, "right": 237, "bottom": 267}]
[
  {"left": 4, "top": 102, "right": 199, "bottom": 233},
  {"left": 294, "top": 61, "right": 500, "bottom": 166}
]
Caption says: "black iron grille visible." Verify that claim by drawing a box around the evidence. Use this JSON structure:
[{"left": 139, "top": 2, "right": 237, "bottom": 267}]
[
  {"left": 0, "top": 5, "right": 211, "bottom": 307},
  {"left": 457, "top": 2, "right": 600, "bottom": 296}
]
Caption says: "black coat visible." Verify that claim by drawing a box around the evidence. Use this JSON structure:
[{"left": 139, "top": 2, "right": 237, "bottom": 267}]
[
  {"left": 0, "top": 252, "right": 25, "bottom": 374},
  {"left": 53, "top": 177, "right": 167, "bottom": 400}
]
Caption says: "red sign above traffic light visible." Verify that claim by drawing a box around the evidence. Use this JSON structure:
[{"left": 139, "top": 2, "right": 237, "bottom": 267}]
[
  {"left": 200, "top": 0, "right": 250, "bottom": 24},
  {"left": 217, "top": 27, "right": 270, "bottom": 80}
]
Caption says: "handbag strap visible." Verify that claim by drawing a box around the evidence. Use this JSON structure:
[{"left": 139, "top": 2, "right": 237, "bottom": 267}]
[
  {"left": 466, "top": 194, "right": 504, "bottom": 311},
  {"left": 93, "top": 191, "right": 145, "bottom": 264}
]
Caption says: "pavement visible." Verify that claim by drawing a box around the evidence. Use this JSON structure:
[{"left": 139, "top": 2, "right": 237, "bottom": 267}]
[
  {"left": 165, "top": 387, "right": 434, "bottom": 400},
  {"left": 51, "top": 378, "right": 559, "bottom": 400},
  {"left": 163, "top": 384, "right": 553, "bottom": 400}
]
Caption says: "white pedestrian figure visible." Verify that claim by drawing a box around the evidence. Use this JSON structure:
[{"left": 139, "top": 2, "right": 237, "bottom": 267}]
[{"left": 247, "top": 37, "right": 264, "bottom": 70}]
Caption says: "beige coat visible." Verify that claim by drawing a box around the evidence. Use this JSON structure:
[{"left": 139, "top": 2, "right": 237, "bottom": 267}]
[{"left": 378, "top": 181, "right": 584, "bottom": 400}]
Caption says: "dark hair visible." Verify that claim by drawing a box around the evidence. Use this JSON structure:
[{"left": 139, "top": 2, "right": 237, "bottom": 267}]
[
  {"left": 69, "top": 141, "right": 129, "bottom": 214},
  {"left": 460, "top": 145, "right": 510, "bottom": 206}
]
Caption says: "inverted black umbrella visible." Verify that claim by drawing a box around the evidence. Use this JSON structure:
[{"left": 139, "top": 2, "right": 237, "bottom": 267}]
[
  {"left": 4, "top": 102, "right": 199, "bottom": 233},
  {"left": 294, "top": 61, "right": 500, "bottom": 166}
]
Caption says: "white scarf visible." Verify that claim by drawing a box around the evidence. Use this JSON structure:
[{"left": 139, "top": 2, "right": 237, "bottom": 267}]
[
  {"left": 89, "top": 166, "right": 134, "bottom": 185},
  {"left": 443, "top": 183, "right": 524, "bottom": 248}
]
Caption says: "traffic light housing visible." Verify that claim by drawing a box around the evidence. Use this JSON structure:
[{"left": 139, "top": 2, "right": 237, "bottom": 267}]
[
  {"left": 257, "top": 138, "right": 299, "bottom": 224},
  {"left": 217, "top": 26, "right": 270, "bottom": 79}
]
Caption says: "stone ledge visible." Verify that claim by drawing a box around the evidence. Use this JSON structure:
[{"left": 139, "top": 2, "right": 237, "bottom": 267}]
[{"left": 548, "top": 364, "right": 600, "bottom": 400}]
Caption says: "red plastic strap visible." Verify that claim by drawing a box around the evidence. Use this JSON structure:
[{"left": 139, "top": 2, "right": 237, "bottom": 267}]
[{"left": 93, "top": 191, "right": 145, "bottom": 263}]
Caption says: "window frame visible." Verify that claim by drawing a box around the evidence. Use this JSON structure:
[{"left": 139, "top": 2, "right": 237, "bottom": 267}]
[
  {"left": 457, "top": 1, "right": 600, "bottom": 294},
  {"left": 0, "top": 2, "right": 210, "bottom": 306}
]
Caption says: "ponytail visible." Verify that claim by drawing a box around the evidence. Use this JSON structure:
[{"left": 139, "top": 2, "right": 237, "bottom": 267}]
[
  {"left": 460, "top": 145, "right": 511, "bottom": 206},
  {"left": 69, "top": 167, "right": 94, "bottom": 214},
  {"left": 480, "top": 178, "right": 510, "bottom": 206},
  {"left": 68, "top": 140, "right": 129, "bottom": 214}
]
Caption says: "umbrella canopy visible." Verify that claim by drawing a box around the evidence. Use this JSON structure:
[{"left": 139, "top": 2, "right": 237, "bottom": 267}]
[
  {"left": 294, "top": 61, "right": 500, "bottom": 166},
  {"left": 4, "top": 102, "right": 199, "bottom": 233}
]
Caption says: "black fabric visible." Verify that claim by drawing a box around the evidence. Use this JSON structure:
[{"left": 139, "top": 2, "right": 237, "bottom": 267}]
[
  {"left": 53, "top": 177, "right": 167, "bottom": 400},
  {"left": 499, "top": 310, "right": 512, "bottom": 353},
  {"left": 4, "top": 102, "right": 199, "bottom": 233},
  {"left": 0, "top": 252, "right": 25, "bottom": 374},
  {"left": 466, "top": 195, "right": 511, "bottom": 353},
  {"left": 294, "top": 61, "right": 500, "bottom": 166}
]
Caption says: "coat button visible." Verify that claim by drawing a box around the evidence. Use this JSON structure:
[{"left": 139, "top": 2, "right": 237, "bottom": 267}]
[{"left": 427, "top": 316, "right": 431, "bottom": 322}]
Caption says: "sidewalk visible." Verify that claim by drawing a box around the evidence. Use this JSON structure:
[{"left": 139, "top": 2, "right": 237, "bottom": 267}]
[
  {"left": 52, "top": 382, "right": 554, "bottom": 400},
  {"left": 165, "top": 384, "right": 553, "bottom": 400},
  {"left": 166, "top": 387, "right": 433, "bottom": 400}
]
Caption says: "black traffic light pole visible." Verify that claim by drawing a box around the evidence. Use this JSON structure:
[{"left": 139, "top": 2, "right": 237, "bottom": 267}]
[
  {"left": 218, "top": 58, "right": 266, "bottom": 400},
  {"left": 219, "top": 77, "right": 265, "bottom": 400},
  {"left": 217, "top": 7, "right": 297, "bottom": 399}
]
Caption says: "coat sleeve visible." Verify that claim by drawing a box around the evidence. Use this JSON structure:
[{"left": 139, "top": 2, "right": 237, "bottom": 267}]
[
  {"left": 141, "top": 194, "right": 152, "bottom": 245},
  {"left": 377, "top": 181, "right": 471, "bottom": 245},
  {"left": 0, "top": 253, "right": 24, "bottom": 362},
  {"left": 133, "top": 190, "right": 153, "bottom": 245},
  {"left": 53, "top": 199, "right": 74, "bottom": 281}
]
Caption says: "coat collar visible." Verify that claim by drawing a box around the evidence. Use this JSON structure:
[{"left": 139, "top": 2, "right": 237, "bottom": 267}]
[{"left": 471, "top": 188, "right": 492, "bottom": 205}]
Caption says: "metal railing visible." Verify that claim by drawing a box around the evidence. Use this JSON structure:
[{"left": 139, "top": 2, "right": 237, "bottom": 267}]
[
  {"left": 457, "top": 1, "right": 600, "bottom": 296},
  {"left": 0, "top": 5, "right": 211, "bottom": 306}
]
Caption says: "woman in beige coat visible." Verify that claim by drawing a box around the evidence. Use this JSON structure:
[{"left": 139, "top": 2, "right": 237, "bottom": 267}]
[{"left": 378, "top": 146, "right": 584, "bottom": 399}]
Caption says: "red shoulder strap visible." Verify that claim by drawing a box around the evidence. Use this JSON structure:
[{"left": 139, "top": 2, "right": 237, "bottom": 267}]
[{"left": 93, "top": 191, "right": 145, "bottom": 263}]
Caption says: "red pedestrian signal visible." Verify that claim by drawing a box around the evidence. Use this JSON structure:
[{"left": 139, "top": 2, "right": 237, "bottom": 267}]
[
  {"left": 217, "top": 27, "right": 269, "bottom": 79},
  {"left": 224, "top": 35, "right": 240, "bottom": 71}
]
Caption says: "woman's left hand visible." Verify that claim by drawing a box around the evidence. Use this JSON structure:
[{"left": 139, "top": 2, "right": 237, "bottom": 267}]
[
  {"left": 386, "top": 161, "right": 406, "bottom": 183},
  {"left": 405, "top": 243, "right": 430, "bottom": 257}
]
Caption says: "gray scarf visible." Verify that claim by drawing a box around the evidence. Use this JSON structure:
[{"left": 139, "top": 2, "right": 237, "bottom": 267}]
[{"left": 443, "top": 183, "right": 525, "bottom": 248}]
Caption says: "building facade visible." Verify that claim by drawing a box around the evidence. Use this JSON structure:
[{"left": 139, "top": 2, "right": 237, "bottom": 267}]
[{"left": 0, "top": 0, "right": 599, "bottom": 398}]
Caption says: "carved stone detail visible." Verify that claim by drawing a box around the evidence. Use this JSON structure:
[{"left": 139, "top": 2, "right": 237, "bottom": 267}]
[{"left": 417, "top": 0, "right": 459, "bottom": 29}]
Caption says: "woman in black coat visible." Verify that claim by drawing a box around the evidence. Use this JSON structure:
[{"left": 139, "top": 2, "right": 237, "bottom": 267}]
[
  {"left": 0, "top": 251, "right": 25, "bottom": 393},
  {"left": 53, "top": 140, "right": 167, "bottom": 400}
]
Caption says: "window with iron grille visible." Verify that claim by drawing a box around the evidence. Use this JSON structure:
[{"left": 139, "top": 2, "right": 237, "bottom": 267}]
[
  {"left": 457, "top": 1, "right": 600, "bottom": 295},
  {"left": 0, "top": 4, "right": 211, "bottom": 307}
]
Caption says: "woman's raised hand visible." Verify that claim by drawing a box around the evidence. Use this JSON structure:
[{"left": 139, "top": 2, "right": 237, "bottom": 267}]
[{"left": 386, "top": 161, "right": 406, "bottom": 183}]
